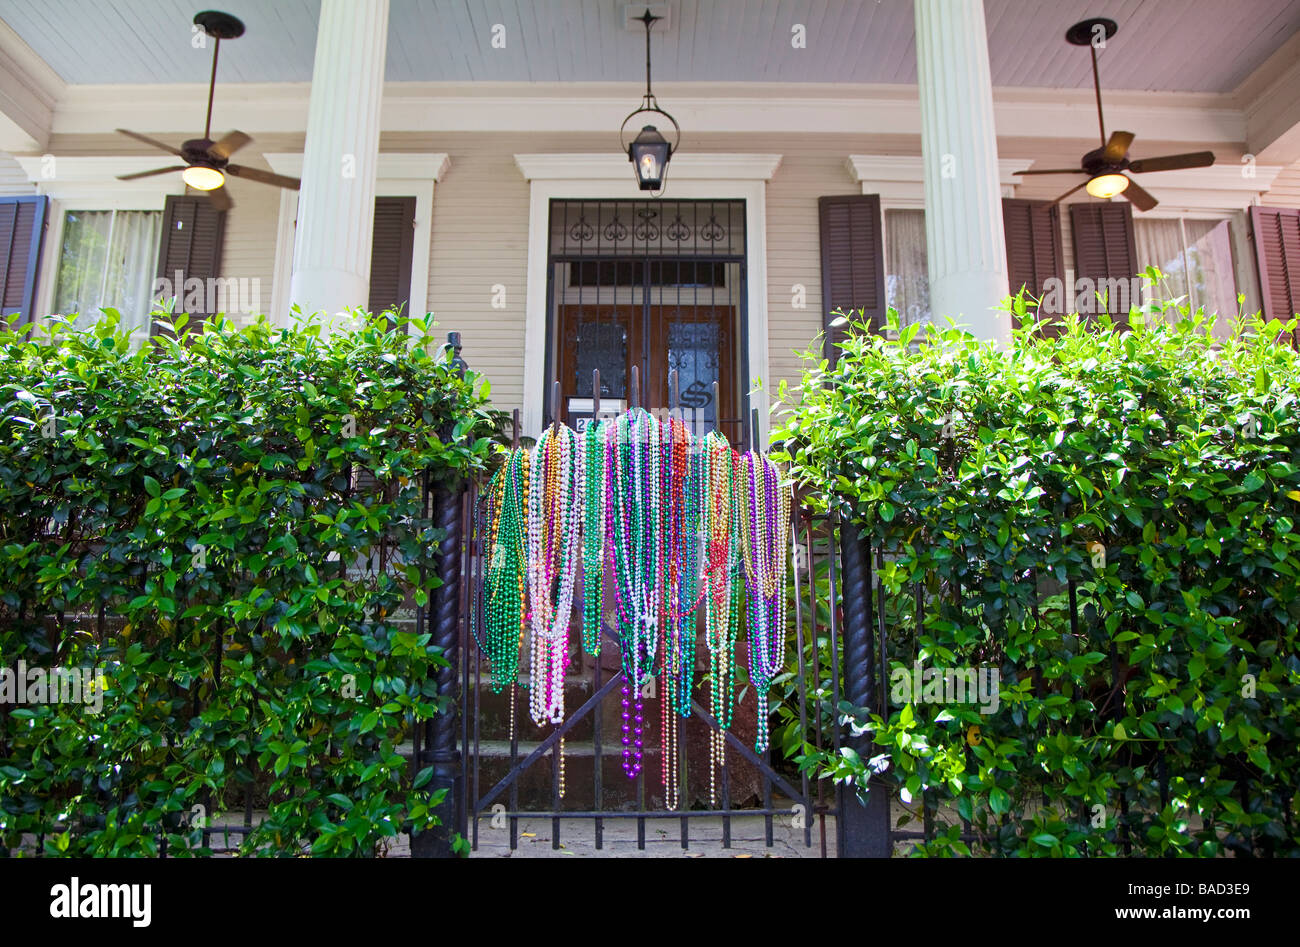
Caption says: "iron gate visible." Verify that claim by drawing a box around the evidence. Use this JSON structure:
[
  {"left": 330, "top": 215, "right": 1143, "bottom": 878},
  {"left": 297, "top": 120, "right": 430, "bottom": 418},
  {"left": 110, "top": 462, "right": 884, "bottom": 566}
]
[{"left": 445, "top": 423, "right": 847, "bottom": 855}]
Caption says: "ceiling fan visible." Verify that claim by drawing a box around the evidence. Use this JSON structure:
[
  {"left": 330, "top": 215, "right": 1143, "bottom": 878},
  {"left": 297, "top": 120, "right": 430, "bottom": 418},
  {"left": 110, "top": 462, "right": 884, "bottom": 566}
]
[
  {"left": 114, "top": 10, "right": 299, "bottom": 211},
  {"left": 1014, "top": 17, "right": 1215, "bottom": 212}
]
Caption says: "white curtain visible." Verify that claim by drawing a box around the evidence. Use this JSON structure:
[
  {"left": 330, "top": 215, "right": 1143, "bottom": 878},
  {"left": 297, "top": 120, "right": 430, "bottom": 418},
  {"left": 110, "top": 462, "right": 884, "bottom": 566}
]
[
  {"left": 885, "top": 209, "right": 929, "bottom": 327},
  {"left": 1184, "top": 218, "right": 1238, "bottom": 320},
  {"left": 53, "top": 209, "right": 162, "bottom": 345},
  {"left": 1134, "top": 218, "right": 1188, "bottom": 305}
]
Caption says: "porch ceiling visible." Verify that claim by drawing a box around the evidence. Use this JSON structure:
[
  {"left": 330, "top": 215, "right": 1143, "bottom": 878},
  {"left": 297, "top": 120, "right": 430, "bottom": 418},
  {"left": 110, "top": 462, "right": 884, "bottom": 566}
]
[{"left": 1, "top": 0, "right": 1297, "bottom": 93}]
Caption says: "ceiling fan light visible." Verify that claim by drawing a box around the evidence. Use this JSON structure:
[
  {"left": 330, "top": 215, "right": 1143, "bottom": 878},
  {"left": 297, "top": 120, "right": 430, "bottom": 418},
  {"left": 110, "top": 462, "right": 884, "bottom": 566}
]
[
  {"left": 182, "top": 165, "right": 225, "bottom": 191},
  {"left": 1086, "top": 173, "right": 1129, "bottom": 200}
]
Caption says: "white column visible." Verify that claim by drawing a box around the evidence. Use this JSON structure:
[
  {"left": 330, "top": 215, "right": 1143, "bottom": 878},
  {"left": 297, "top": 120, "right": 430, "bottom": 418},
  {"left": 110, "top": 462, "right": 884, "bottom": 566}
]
[
  {"left": 915, "top": 0, "right": 1010, "bottom": 344},
  {"left": 289, "top": 0, "right": 389, "bottom": 320}
]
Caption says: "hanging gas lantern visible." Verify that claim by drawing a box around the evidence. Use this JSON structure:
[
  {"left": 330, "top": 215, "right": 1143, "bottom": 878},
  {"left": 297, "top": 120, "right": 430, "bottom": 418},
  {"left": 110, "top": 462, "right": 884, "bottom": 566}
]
[{"left": 620, "top": 9, "right": 680, "bottom": 195}]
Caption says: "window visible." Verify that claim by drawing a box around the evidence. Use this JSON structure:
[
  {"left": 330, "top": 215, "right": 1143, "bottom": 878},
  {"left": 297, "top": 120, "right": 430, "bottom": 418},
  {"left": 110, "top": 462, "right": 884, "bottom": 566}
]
[
  {"left": 884, "top": 209, "right": 929, "bottom": 326},
  {"left": 878, "top": 203, "right": 1066, "bottom": 331},
  {"left": 52, "top": 209, "right": 162, "bottom": 343},
  {"left": 568, "top": 260, "right": 727, "bottom": 288},
  {"left": 1135, "top": 217, "right": 1239, "bottom": 318}
]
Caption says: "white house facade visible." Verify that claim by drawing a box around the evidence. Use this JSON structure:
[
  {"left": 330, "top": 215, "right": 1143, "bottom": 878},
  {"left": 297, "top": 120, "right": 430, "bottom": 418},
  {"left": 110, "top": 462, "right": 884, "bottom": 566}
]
[{"left": 2, "top": 0, "right": 1299, "bottom": 445}]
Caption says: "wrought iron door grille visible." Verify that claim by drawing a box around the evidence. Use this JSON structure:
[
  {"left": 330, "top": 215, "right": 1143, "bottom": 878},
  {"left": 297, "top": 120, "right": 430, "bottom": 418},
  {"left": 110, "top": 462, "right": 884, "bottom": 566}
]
[{"left": 543, "top": 198, "right": 750, "bottom": 448}]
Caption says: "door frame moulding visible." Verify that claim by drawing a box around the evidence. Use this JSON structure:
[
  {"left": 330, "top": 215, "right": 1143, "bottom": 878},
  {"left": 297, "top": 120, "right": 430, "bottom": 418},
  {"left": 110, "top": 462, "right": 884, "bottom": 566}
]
[{"left": 514, "top": 152, "right": 781, "bottom": 442}]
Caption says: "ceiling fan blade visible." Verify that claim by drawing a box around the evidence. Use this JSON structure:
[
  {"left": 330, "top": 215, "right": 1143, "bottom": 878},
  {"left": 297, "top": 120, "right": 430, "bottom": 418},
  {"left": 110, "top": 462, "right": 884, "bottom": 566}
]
[
  {"left": 1127, "top": 151, "right": 1216, "bottom": 174},
  {"left": 116, "top": 128, "right": 185, "bottom": 157},
  {"left": 225, "top": 164, "right": 300, "bottom": 190},
  {"left": 1052, "top": 182, "right": 1089, "bottom": 204},
  {"left": 1014, "top": 168, "right": 1087, "bottom": 176},
  {"left": 208, "top": 130, "right": 252, "bottom": 161},
  {"left": 1103, "top": 130, "right": 1135, "bottom": 163},
  {"left": 117, "top": 165, "right": 187, "bottom": 181},
  {"left": 207, "top": 185, "right": 233, "bottom": 212},
  {"left": 1122, "top": 177, "right": 1158, "bottom": 212}
]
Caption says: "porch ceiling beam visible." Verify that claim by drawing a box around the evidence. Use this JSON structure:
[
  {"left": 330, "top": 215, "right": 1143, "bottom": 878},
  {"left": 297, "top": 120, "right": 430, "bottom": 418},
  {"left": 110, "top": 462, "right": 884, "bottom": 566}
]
[
  {"left": 0, "top": 18, "right": 64, "bottom": 152},
  {"left": 35, "top": 81, "right": 1247, "bottom": 145},
  {"left": 1233, "top": 30, "right": 1300, "bottom": 166}
]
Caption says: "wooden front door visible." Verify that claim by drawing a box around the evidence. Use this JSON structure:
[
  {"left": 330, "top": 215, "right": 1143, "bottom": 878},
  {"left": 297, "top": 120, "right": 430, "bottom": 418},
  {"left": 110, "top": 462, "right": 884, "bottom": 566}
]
[{"left": 558, "top": 302, "right": 739, "bottom": 440}]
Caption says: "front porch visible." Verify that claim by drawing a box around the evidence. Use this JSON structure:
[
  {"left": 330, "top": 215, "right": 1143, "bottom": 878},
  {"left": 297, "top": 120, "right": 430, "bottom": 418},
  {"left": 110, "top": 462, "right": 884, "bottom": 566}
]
[{"left": 1, "top": 0, "right": 1298, "bottom": 447}]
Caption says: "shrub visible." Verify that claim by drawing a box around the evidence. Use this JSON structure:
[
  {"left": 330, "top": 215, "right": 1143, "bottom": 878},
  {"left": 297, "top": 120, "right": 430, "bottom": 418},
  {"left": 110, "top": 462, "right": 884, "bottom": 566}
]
[
  {"left": 0, "top": 309, "right": 499, "bottom": 856},
  {"left": 774, "top": 296, "right": 1300, "bottom": 856}
]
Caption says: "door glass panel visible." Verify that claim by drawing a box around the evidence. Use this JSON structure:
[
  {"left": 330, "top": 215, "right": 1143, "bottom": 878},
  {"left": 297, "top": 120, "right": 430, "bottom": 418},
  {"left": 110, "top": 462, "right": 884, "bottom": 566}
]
[
  {"left": 572, "top": 318, "right": 627, "bottom": 399},
  {"left": 667, "top": 319, "right": 721, "bottom": 430}
]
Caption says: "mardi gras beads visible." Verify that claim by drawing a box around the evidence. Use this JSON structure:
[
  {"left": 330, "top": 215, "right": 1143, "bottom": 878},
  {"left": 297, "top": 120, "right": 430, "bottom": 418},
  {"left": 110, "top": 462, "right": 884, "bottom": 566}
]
[
  {"left": 480, "top": 447, "right": 530, "bottom": 691},
  {"left": 739, "top": 450, "right": 790, "bottom": 754},
  {"left": 473, "top": 401, "right": 794, "bottom": 787},
  {"left": 606, "top": 408, "right": 662, "bottom": 778},
  {"left": 527, "top": 424, "right": 582, "bottom": 727},
  {"left": 660, "top": 414, "right": 704, "bottom": 806},
  {"left": 701, "top": 431, "right": 741, "bottom": 802},
  {"left": 581, "top": 418, "right": 605, "bottom": 655}
]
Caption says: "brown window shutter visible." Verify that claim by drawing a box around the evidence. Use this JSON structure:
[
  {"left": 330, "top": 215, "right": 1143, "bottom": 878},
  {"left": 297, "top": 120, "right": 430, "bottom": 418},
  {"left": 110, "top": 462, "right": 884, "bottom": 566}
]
[
  {"left": 1002, "top": 197, "right": 1064, "bottom": 332},
  {"left": 0, "top": 195, "right": 48, "bottom": 328},
  {"left": 153, "top": 194, "right": 226, "bottom": 332},
  {"left": 1250, "top": 206, "right": 1300, "bottom": 344},
  {"left": 368, "top": 196, "right": 416, "bottom": 323},
  {"left": 1070, "top": 201, "right": 1138, "bottom": 324},
  {"left": 818, "top": 194, "right": 885, "bottom": 360}
]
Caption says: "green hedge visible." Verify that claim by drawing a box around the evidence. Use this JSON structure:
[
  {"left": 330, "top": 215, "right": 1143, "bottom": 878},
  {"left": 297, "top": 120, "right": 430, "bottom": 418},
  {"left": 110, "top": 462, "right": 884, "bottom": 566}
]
[
  {"left": 776, "top": 296, "right": 1300, "bottom": 856},
  {"left": 0, "top": 310, "right": 499, "bottom": 856}
]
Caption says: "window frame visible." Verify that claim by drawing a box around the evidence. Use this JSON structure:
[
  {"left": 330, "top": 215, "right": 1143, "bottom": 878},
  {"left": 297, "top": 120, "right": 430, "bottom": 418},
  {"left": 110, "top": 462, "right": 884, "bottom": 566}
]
[{"left": 34, "top": 193, "right": 175, "bottom": 331}]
